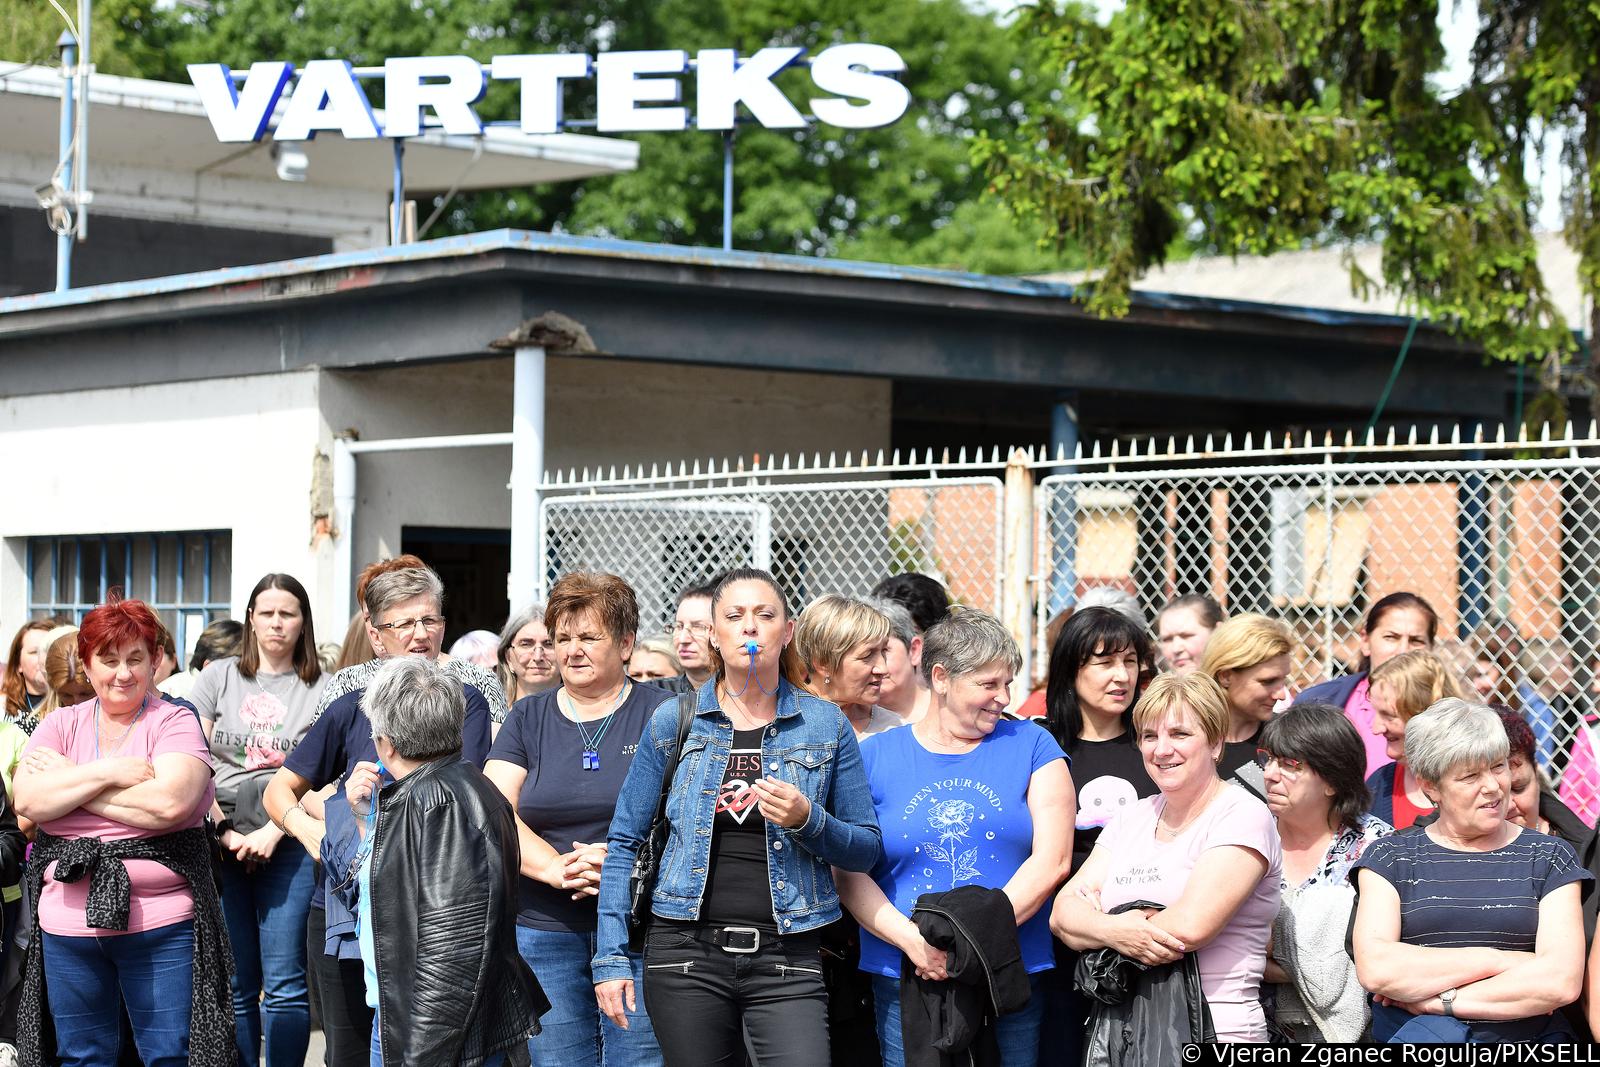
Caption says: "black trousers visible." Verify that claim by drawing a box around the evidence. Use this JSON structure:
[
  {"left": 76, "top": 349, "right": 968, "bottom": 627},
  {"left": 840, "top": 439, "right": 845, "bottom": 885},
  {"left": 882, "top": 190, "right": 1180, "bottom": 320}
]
[
  {"left": 305, "top": 904, "right": 374, "bottom": 1067},
  {"left": 643, "top": 925, "right": 830, "bottom": 1067}
]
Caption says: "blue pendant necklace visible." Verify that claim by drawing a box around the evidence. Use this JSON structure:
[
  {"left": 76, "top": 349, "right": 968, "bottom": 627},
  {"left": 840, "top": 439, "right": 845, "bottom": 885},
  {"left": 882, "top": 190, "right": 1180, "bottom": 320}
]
[{"left": 560, "top": 682, "right": 631, "bottom": 771}]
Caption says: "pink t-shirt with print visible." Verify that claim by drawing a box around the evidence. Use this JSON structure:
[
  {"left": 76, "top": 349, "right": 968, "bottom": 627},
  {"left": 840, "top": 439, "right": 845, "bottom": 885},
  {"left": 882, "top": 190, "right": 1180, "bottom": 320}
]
[
  {"left": 1344, "top": 677, "right": 1393, "bottom": 779},
  {"left": 25, "top": 697, "right": 215, "bottom": 936},
  {"left": 1096, "top": 785, "right": 1283, "bottom": 1043}
]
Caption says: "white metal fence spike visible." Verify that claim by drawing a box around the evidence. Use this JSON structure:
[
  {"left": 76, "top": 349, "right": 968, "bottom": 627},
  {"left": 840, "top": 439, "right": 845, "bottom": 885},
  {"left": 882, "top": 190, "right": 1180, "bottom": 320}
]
[
  {"left": 1405, "top": 426, "right": 1416, "bottom": 445},
  {"left": 1091, "top": 441, "right": 1102, "bottom": 460},
  {"left": 1564, "top": 420, "right": 1575, "bottom": 440},
  {"left": 1183, "top": 436, "right": 1193, "bottom": 454},
  {"left": 890, "top": 449, "right": 900, "bottom": 466},
  {"left": 958, "top": 447, "right": 967, "bottom": 464},
  {"left": 828, "top": 451, "right": 837, "bottom": 467},
  {"left": 1384, "top": 427, "right": 1394, "bottom": 446},
  {"left": 1449, "top": 425, "right": 1460, "bottom": 446},
  {"left": 1589, "top": 419, "right": 1598, "bottom": 440},
  {"left": 1541, "top": 422, "right": 1552, "bottom": 442},
  {"left": 877, "top": 450, "right": 885, "bottom": 465},
  {"left": 1495, "top": 424, "right": 1506, "bottom": 444},
  {"left": 1203, "top": 435, "right": 1213, "bottom": 453},
  {"left": 1110, "top": 440, "right": 1121, "bottom": 459},
  {"left": 1223, "top": 434, "right": 1233, "bottom": 451},
  {"left": 1427, "top": 426, "right": 1438, "bottom": 446},
  {"left": 1517, "top": 422, "right": 1529, "bottom": 443},
  {"left": 1243, "top": 433, "right": 1253, "bottom": 450},
  {"left": 1074, "top": 441, "right": 1084, "bottom": 460},
  {"left": 1302, "top": 431, "right": 1313, "bottom": 449}
]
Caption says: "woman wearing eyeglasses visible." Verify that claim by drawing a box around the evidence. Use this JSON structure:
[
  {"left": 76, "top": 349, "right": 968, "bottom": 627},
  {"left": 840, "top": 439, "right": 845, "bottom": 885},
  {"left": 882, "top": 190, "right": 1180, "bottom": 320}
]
[
  {"left": 1257, "top": 704, "right": 1391, "bottom": 1042},
  {"left": 264, "top": 565, "right": 506, "bottom": 1067},
  {"left": 498, "top": 604, "right": 560, "bottom": 703},
  {"left": 484, "top": 573, "right": 671, "bottom": 1067}
]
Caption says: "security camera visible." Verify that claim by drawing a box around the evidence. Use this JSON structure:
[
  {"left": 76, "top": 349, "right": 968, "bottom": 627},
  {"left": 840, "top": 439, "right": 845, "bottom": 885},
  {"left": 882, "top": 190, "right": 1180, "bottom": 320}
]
[{"left": 271, "top": 143, "right": 309, "bottom": 182}]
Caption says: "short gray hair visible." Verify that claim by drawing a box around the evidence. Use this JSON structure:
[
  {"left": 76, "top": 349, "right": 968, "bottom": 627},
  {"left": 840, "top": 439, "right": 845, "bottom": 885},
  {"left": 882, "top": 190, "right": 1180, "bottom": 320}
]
[
  {"left": 365, "top": 657, "right": 465, "bottom": 760},
  {"left": 920, "top": 607, "right": 1022, "bottom": 684},
  {"left": 1405, "top": 697, "right": 1510, "bottom": 784},
  {"left": 364, "top": 566, "right": 444, "bottom": 621},
  {"left": 870, "top": 598, "right": 917, "bottom": 649}
]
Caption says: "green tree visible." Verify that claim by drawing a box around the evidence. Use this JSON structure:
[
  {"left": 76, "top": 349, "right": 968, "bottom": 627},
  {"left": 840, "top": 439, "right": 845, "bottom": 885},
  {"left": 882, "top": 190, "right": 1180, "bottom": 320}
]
[
  {"left": 11, "top": 0, "right": 1078, "bottom": 273},
  {"left": 976, "top": 0, "right": 1600, "bottom": 377}
]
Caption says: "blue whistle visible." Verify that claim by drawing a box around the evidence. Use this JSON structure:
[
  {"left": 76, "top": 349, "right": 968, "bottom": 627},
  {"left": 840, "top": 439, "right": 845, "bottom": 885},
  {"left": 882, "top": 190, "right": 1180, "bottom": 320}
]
[{"left": 745, "top": 641, "right": 759, "bottom": 657}]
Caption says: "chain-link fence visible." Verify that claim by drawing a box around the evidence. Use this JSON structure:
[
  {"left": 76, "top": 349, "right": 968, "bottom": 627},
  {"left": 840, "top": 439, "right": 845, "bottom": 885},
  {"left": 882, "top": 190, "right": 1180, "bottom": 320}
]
[
  {"left": 541, "top": 475, "right": 1005, "bottom": 637},
  {"left": 538, "top": 429, "right": 1600, "bottom": 819}
]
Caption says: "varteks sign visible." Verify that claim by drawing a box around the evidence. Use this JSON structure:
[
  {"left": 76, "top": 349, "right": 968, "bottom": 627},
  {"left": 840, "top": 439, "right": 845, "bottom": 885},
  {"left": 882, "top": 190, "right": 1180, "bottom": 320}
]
[{"left": 188, "top": 46, "right": 910, "bottom": 142}]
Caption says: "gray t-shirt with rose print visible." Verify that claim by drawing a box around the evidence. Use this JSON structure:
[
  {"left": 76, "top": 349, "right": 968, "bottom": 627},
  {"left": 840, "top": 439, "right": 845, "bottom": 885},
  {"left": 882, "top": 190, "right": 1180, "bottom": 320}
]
[{"left": 190, "top": 656, "right": 330, "bottom": 813}]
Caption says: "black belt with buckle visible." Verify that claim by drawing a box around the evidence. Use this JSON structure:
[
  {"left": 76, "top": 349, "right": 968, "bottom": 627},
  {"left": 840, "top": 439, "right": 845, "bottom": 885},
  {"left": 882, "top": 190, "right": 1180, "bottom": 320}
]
[{"left": 700, "top": 925, "right": 765, "bottom": 954}]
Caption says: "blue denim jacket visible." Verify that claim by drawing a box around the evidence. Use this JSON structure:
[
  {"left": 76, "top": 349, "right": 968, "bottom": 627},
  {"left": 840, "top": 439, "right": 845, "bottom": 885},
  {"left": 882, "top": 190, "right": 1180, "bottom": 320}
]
[{"left": 592, "top": 677, "right": 882, "bottom": 983}]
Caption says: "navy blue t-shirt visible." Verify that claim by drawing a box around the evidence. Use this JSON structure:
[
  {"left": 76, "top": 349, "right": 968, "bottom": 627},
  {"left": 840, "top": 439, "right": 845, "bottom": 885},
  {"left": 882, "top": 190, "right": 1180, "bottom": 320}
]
[
  {"left": 284, "top": 664, "right": 495, "bottom": 908},
  {"left": 487, "top": 682, "right": 672, "bottom": 931},
  {"left": 1354, "top": 826, "right": 1590, "bottom": 951}
]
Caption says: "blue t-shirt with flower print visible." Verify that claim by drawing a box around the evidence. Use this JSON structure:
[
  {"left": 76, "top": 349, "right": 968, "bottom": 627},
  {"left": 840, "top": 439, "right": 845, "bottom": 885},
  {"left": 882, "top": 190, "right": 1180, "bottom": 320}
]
[{"left": 857, "top": 718, "right": 1067, "bottom": 976}]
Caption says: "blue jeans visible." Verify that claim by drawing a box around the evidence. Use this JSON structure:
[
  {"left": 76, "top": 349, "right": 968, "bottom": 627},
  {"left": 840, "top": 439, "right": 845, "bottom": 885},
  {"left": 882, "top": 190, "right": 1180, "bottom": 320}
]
[
  {"left": 42, "top": 922, "right": 194, "bottom": 1067},
  {"left": 871, "top": 972, "right": 1043, "bottom": 1067},
  {"left": 516, "top": 925, "right": 661, "bottom": 1067},
  {"left": 220, "top": 843, "right": 314, "bottom": 1067},
  {"left": 370, "top": 1019, "right": 506, "bottom": 1066}
]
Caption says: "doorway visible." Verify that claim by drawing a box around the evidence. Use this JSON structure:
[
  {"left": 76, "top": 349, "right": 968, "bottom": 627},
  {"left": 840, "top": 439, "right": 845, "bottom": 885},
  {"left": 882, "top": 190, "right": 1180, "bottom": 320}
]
[{"left": 400, "top": 526, "right": 511, "bottom": 650}]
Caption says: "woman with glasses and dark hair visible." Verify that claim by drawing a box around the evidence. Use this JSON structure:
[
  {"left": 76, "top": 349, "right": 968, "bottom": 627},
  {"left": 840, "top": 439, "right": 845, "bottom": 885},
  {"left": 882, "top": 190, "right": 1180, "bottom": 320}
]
[
  {"left": 189, "top": 573, "right": 328, "bottom": 1067},
  {"left": 1257, "top": 703, "right": 1391, "bottom": 1042},
  {"left": 485, "top": 573, "right": 671, "bottom": 1067}
]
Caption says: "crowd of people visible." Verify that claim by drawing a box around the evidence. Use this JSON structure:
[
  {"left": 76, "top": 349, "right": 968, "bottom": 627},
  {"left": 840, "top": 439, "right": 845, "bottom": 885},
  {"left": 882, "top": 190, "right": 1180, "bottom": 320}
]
[{"left": 0, "top": 558, "right": 1595, "bottom": 1065}]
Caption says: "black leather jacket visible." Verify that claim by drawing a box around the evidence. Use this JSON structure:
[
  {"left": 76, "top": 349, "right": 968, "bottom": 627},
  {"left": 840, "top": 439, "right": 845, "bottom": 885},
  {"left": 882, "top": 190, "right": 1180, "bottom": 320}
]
[{"left": 370, "top": 757, "right": 549, "bottom": 1066}]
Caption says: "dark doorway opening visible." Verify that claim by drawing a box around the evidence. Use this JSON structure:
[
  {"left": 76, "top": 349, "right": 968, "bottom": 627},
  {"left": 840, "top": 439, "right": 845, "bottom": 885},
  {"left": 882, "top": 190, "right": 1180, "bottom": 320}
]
[{"left": 400, "top": 526, "right": 511, "bottom": 650}]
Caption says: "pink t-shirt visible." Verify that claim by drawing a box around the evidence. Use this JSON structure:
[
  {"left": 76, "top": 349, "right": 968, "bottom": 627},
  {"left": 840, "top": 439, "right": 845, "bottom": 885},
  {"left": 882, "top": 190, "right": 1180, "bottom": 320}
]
[
  {"left": 25, "top": 698, "right": 215, "bottom": 936},
  {"left": 1096, "top": 785, "right": 1283, "bottom": 1042},
  {"left": 1344, "top": 677, "right": 1393, "bottom": 779}
]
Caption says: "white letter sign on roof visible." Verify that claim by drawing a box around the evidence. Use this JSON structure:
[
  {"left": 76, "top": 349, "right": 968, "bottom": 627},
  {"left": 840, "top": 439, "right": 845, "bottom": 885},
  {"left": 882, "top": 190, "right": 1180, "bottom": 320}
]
[
  {"left": 187, "top": 45, "right": 912, "bottom": 141},
  {"left": 382, "top": 55, "right": 488, "bottom": 138},
  {"left": 695, "top": 48, "right": 807, "bottom": 131},
  {"left": 187, "top": 61, "right": 293, "bottom": 142},
  {"left": 274, "top": 60, "right": 382, "bottom": 141}
]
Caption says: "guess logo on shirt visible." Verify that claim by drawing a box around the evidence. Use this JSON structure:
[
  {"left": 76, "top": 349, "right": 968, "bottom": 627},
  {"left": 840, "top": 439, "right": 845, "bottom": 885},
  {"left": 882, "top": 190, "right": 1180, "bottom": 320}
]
[{"left": 716, "top": 743, "right": 763, "bottom": 826}]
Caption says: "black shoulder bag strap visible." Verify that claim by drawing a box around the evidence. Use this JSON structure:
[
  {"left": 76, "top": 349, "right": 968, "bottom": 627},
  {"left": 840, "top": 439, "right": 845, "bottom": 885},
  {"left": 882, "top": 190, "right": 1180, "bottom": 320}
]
[{"left": 627, "top": 692, "right": 696, "bottom": 949}]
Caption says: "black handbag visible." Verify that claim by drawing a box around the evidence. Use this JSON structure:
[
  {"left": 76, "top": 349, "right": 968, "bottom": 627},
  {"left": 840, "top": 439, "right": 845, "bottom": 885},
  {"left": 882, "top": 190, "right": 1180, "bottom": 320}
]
[{"left": 626, "top": 693, "right": 696, "bottom": 950}]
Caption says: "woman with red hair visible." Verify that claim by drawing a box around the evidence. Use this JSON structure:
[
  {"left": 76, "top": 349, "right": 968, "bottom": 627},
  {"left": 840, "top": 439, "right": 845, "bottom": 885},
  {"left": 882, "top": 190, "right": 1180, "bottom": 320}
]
[{"left": 12, "top": 596, "right": 231, "bottom": 1067}]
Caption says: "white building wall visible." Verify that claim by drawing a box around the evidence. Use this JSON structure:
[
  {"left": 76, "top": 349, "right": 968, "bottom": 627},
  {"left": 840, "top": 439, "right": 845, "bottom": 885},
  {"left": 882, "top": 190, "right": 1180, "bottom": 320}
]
[
  {"left": 317, "top": 354, "right": 892, "bottom": 611},
  {"left": 0, "top": 356, "right": 891, "bottom": 649},
  {"left": 0, "top": 370, "right": 332, "bottom": 638}
]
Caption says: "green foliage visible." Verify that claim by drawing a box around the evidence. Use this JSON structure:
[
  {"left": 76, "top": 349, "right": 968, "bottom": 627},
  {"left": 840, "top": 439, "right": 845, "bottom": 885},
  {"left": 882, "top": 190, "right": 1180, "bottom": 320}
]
[
  {"left": 30, "top": 0, "right": 1079, "bottom": 274},
  {"left": 977, "top": 0, "right": 1600, "bottom": 370}
]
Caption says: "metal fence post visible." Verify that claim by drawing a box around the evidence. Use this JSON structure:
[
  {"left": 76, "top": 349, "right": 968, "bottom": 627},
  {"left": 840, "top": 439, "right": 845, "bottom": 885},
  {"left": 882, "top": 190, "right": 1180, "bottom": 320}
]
[{"left": 1002, "top": 449, "right": 1035, "bottom": 692}]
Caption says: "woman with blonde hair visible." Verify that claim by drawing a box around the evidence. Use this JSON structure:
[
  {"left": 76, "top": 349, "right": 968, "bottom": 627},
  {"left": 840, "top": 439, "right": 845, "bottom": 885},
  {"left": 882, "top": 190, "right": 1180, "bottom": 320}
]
[
  {"left": 1051, "top": 671, "right": 1283, "bottom": 1043},
  {"left": 39, "top": 625, "right": 90, "bottom": 716},
  {"left": 1199, "top": 614, "right": 1296, "bottom": 777},
  {"left": 795, "top": 594, "right": 900, "bottom": 740},
  {"left": 1366, "top": 650, "right": 1466, "bottom": 828}
]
